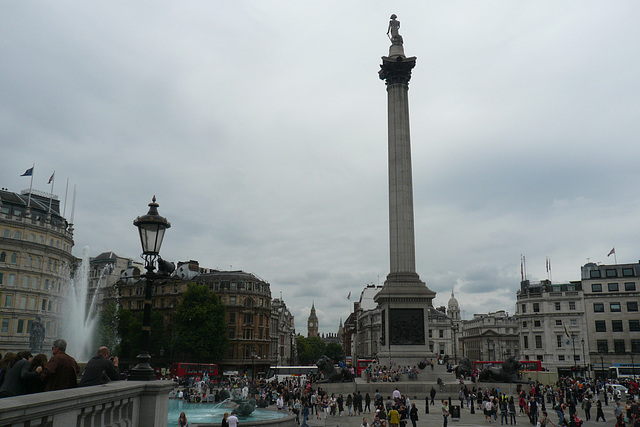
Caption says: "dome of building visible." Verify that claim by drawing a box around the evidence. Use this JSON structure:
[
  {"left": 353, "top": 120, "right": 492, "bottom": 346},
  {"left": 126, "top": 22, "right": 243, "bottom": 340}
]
[{"left": 448, "top": 290, "right": 459, "bottom": 310}]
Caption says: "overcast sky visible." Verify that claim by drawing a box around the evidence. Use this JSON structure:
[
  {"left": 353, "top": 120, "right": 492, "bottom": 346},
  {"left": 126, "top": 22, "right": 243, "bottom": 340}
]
[{"left": 2, "top": 1, "right": 640, "bottom": 334}]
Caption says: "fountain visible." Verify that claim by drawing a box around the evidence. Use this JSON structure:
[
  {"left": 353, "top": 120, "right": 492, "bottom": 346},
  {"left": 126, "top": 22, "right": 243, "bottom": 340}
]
[
  {"left": 61, "top": 247, "right": 113, "bottom": 361},
  {"left": 167, "top": 399, "right": 288, "bottom": 426}
]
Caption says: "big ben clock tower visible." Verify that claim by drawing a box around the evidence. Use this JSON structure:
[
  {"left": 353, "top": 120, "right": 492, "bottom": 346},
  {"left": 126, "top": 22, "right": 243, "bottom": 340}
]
[{"left": 307, "top": 303, "right": 319, "bottom": 338}]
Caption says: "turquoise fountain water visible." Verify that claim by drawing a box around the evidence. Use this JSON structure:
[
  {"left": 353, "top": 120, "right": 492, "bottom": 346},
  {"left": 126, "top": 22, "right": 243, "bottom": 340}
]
[{"left": 167, "top": 399, "right": 288, "bottom": 425}]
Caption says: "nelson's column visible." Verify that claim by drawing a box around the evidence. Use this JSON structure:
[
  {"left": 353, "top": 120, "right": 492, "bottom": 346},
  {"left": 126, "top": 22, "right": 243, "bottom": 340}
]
[{"left": 374, "top": 14, "right": 436, "bottom": 365}]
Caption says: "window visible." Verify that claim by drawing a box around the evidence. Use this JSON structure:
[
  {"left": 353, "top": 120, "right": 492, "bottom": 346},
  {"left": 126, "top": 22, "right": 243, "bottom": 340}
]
[
  {"left": 614, "top": 340, "right": 625, "bottom": 354},
  {"left": 574, "top": 355, "right": 580, "bottom": 361},
  {"left": 228, "top": 327, "right": 235, "bottom": 338},
  {"left": 535, "top": 335, "right": 542, "bottom": 349},
  {"left": 590, "top": 270, "right": 601, "bottom": 278},
  {"left": 625, "top": 282, "right": 636, "bottom": 291},
  {"left": 606, "top": 269, "right": 618, "bottom": 278},
  {"left": 10, "top": 253, "right": 18, "bottom": 264},
  {"left": 521, "top": 304, "right": 527, "bottom": 314},
  {"left": 555, "top": 320, "right": 562, "bottom": 326},
  {"left": 17, "top": 319, "right": 24, "bottom": 334},
  {"left": 13, "top": 231, "right": 21, "bottom": 239},
  {"left": 608, "top": 283, "right": 619, "bottom": 292},
  {"left": 439, "top": 329, "right": 444, "bottom": 338},
  {"left": 229, "top": 313, "right": 236, "bottom": 323},
  {"left": 610, "top": 302, "right": 621, "bottom": 312},
  {"left": 522, "top": 321, "right": 528, "bottom": 328},
  {"left": 612, "top": 320, "right": 623, "bottom": 332},
  {"left": 569, "top": 301, "right": 576, "bottom": 310},
  {"left": 591, "top": 283, "right": 602, "bottom": 292},
  {"left": 534, "top": 320, "right": 541, "bottom": 327},
  {"left": 558, "top": 355, "right": 565, "bottom": 361},
  {"left": 628, "top": 301, "right": 639, "bottom": 312},
  {"left": 597, "top": 340, "right": 608, "bottom": 353},
  {"left": 533, "top": 303, "right": 540, "bottom": 313},
  {"left": 41, "top": 299, "right": 47, "bottom": 311},
  {"left": 537, "top": 355, "right": 544, "bottom": 361},
  {"left": 0, "top": 272, "right": 3, "bottom": 284},
  {"left": 555, "top": 302, "right": 561, "bottom": 311},
  {"left": 8, "top": 274, "right": 16, "bottom": 286},
  {"left": 570, "top": 319, "right": 577, "bottom": 326},
  {"left": 632, "top": 339, "right": 640, "bottom": 353},
  {"left": 229, "top": 296, "right": 236, "bottom": 305},
  {"left": 595, "top": 320, "right": 606, "bottom": 332},
  {"left": 593, "top": 303, "right": 604, "bottom": 312},
  {"left": 629, "top": 320, "right": 640, "bottom": 332},
  {"left": 0, "top": 252, "right": 5, "bottom": 262},
  {"left": 622, "top": 268, "right": 634, "bottom": 277},
  {"left": 243, "top": 313, "right": 253, "bottom": 324},
  {"left": 1, "top": 319, "right": 9, "bottom": 333},
  {"left": 3, "top": 295, "right": 13, "bottom": 308},
  {"left": 557, "top": 335, "right": 563, "bottom": 348},
  {"left": 523, "top": 336, "right": 529, "bottom": 349}
]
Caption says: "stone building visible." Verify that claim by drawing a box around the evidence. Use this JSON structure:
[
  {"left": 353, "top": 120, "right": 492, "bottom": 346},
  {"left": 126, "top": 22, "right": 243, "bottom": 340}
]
[
  {"left": 89, "top": 251, "right": 136, "bottom": 310},
  {"left": 0, "top": 188, "right": 76, "bottom": 354},
  {"left": 354, "top": 285, "right": 383, "bottom": 360},
  {"left": 515, "top": 279, "right": 588, "bottom": 375},
  {"left": 581, "top": 261, "right": 640, "bottom": 377},
  {"left": 195, "top": 270, "right": 272, "bottom": 375},
  {"left": 460, "top": 310, "right": 519, "bottom": 362},
  {"left": 270, "top": 297, "right": 297, "bottom": 367}
]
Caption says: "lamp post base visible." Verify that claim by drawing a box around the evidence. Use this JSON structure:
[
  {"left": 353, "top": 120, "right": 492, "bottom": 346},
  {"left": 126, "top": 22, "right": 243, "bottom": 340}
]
[{"left": 128, "top": 352, "right": 156, "bottom": 381}]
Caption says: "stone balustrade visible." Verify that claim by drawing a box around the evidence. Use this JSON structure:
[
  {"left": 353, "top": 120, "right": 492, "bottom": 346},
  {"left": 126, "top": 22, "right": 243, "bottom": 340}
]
[{"left": 0, "top": 380, "right": 173, "bottom": 427}]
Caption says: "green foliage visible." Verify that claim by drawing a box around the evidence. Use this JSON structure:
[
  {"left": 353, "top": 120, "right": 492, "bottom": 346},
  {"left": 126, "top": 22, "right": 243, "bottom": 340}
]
[
  {"left": 172, "top": 283, "right": 228, "bottom": 361},
  {"left": 324, "top": 342, "right": 344, "bottom": 362},
  {"left": 95, "top": 302, "right": 120, "bottom": 351},
  {"left": 115, "top": 307, "right": 166, "bottom": 360},
  {"left": 296, "top": 335, "right": 329, "bottom": 365}
]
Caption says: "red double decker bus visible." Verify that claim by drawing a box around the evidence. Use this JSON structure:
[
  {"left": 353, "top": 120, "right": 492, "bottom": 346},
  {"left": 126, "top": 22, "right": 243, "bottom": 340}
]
[
  {"left": 356, "top": 359, "right": 376, "bottom": 376},
  {"left": 473, "top": 360, "right": 542, "bottom": 372},
  {"left": 171, "top": 363, "right": 219, "bottom": 381}
]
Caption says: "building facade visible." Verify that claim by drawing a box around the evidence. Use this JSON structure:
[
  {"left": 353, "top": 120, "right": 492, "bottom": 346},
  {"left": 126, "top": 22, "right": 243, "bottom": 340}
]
[
  {"left": 581, "top": 261, "right": 640, "bottom": 378},
  {"left": 515, "top": 279, "right": 588, "bottom": 375},
  {"left": 196, "top": 270, "right": 272, "bottom": 375},
  {"left": 460, "top": 310, "right": 519, "bottom": 362},
  {"left": 0, "top": 189, "right": 76, "bottom": 355},
  {"left": 270, "top": 297, "right": 297, "bottom": 367}
]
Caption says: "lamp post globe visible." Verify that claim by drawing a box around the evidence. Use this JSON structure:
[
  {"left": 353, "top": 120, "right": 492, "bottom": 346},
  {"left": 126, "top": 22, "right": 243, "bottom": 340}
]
[{"left": 129, "top": 196, "right": 170, "bottom": 381}]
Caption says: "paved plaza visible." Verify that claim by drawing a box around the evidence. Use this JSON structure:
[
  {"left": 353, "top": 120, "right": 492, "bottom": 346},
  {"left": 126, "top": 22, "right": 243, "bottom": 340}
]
[{"left": 304, "top": 395, "right": 620, "bottom": 427}]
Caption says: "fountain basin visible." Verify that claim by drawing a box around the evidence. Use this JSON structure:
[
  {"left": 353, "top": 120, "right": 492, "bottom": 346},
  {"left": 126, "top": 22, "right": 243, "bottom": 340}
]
[{"left": 167, "top": 399, "right": 295, "bottom": 427}]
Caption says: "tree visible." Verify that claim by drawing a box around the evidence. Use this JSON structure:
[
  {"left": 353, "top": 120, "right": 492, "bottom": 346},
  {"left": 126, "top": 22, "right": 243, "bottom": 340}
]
[
  {"left": 95, "top": 302, "right": 120, "bottom": 352},
  {"left": 324, "top": 343, "right": 344, "bottom": 363},
  {"left": 173, "top": 283, "right": 227, "bottom": 361},
  {"left": 116, "top": 307, "right": 166, "bottom": 361},
  {"left": 296, "top": 335, "right": 326, "bottom": 365}
]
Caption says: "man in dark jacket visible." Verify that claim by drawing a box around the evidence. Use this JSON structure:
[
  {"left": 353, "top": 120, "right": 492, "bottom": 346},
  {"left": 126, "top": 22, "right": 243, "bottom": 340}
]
[
  {"left": 79, "top": 346, "right": 120, "bottom": 387},
  {"left": 42, "top": 339, "right": 80, "bottom": 391}
]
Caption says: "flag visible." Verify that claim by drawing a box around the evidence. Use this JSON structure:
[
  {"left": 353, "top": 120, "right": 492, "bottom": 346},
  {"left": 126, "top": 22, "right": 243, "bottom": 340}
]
[
  {"left": 607, "top": 247, "right": 615, "bottom": 257},
  {"left": 564, "top": 324, "right": 570, "bottom": 338},
  {"left": 48, "top": 172, "right": 55, "bottom": 184},
  {"left": 21, "top": 167, "right": 33, "bottom": 176},
  {"left": 347, "top": 291, "right": 351, "bottom": 300}
]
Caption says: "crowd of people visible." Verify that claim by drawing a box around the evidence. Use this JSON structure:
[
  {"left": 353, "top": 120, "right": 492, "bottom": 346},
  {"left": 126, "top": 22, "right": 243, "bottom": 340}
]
[{"left": 0, "top": 339, "right": 121, "bottom": 398}]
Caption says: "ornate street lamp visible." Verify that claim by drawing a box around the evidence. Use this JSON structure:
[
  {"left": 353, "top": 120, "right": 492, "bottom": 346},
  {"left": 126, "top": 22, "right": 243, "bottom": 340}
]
[
  {"left": 129, "top": 196, "right": 171, "bottom": 381},
  {"left": 571, "top": 333, "right": 577, "bottom": 376}
]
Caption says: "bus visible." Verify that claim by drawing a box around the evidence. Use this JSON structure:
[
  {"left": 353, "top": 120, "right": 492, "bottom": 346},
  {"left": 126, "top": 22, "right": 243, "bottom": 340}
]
[
  {"left": 356, "top": 359, "right": 376, "bottom": 376},
  {"left": 608, "top": 364, "right": 640, "bottom": 380},
  {"left": 265, "top": 366, "right": 318, "bottom": 382},
  {"left": 473, "top": 360, "right": 543, "bottom": 372},
  {"left": 171, "top": 363, "right": 219, "bottom": 381}
]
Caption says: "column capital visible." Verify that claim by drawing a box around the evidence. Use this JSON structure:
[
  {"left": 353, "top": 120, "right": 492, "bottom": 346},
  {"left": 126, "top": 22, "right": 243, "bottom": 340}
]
[{"left": 379, "top": 55, "right": 416, "bottom": 86}]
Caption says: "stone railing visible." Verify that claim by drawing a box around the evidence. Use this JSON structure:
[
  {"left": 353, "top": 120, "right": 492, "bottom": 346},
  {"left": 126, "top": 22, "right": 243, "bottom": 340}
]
[{"left": 0, "top": 380, "right": 173, "bottom": 427}]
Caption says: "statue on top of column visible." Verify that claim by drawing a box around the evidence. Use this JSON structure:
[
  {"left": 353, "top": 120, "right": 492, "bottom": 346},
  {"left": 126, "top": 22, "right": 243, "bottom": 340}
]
[{"left": 387, "top": 14, "right": 403, "bottom": 44}]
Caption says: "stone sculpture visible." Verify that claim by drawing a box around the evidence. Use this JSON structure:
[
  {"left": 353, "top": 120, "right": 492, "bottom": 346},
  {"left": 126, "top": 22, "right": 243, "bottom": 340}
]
[
  {"left": 29, "top": 315, "right": 46, "bottom": 354},
  {"left": 315, "top": 355, "right": 354, "bottom": 382},
  {"left": 478, "top": 357, "right": 528, "bottom": 383}
]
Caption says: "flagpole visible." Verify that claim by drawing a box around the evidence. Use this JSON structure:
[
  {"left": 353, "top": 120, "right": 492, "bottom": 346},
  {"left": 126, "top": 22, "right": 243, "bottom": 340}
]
[
  {"left": 48, "top": 171, "right": 55, "bottom": 213},
  {"left": 62, "top": 178, "right": 69, "bottom": 217},
  {"left": 27, "top": 163, "right": 35, "bottom": 208}
]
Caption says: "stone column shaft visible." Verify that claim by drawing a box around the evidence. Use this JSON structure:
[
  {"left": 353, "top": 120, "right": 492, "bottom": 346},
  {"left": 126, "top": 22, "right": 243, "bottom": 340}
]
[{"left": 387, "top": 82, "right": 416, "bottom": 274}]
